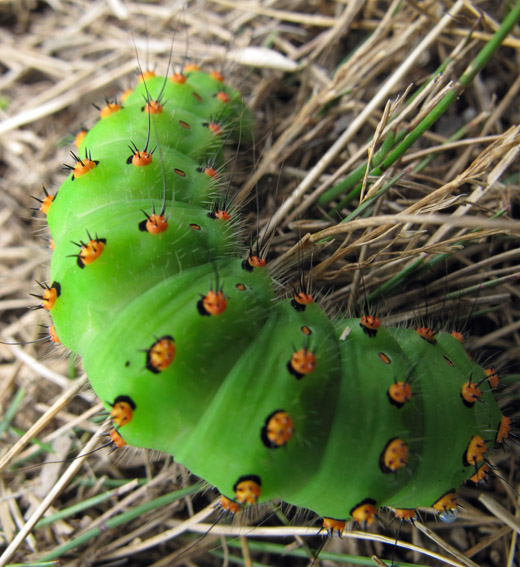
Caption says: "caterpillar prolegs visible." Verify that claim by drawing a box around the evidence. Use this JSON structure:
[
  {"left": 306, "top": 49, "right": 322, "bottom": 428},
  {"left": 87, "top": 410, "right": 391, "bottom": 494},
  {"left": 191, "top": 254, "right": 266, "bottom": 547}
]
[{"left": 38, "top": 66, "right": 512, "bottom": 528}]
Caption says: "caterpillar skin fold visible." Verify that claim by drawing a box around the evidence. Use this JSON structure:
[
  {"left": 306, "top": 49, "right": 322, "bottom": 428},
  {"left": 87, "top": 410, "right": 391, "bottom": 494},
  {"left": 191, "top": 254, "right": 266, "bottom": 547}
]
[{"left": 40, "top": 68, "right": 511, "bottom": 529}]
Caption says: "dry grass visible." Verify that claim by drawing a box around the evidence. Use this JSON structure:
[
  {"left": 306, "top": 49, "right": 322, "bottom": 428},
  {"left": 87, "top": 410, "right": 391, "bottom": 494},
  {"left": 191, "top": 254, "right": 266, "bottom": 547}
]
[{"left": 0, "top": 1, "right": 519, "bottom": 566}]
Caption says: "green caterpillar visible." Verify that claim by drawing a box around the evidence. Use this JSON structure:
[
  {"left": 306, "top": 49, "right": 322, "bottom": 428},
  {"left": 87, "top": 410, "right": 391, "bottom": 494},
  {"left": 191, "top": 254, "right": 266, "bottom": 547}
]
[{"left": 37, "top": 66, "right": 512, "bottom": 532}]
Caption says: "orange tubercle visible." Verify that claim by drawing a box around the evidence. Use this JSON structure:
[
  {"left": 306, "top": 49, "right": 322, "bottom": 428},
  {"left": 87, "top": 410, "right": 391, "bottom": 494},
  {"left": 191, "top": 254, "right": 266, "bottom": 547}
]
[
  {"left": 380, "top": 438, "right": 408, "bottom": 473},
  {"left": 485, "top": 367, "right": 499, "bottom": 388},
  {"left": 350, "top": 499, "right": 377, "bottom": 526},
  {"left": 210, "top": 70, "right": 225, "bottom": 82},
  {"left": 244, "top": 255, "right": 266, "bottom": 270},
  {"left": 360, "top": 315, "right": 380, "bottom": 337},
  {"left": 451, "top": 330, "right": 465, "bottom": 343},
  {"left": 146, "top": 336, "right": 176, "bottom": 373},
  {"left": 261, "top": 410, "right": 294, "bottom": 448},
  {"left": 41, "top": 282, "right": 60, "bottom": 310},
  {"left": 109, "top": 429, "right": 127, "bottom": 448},
  {"left": 464, "top": 435, "right": 487, "bottom": 466},
  {"left": 73, "top": 157, "right": 98, "bottom": 178},
  {"left": 417, "top": 327, "right": 436, "bottom": 344},
  {"left": 204, "top": 166, "right": 218, "bottom": 178},
  {"left": 207, "top": 122, "right": 221, "bottom": 135},
  {"left": 74, "top": 129, "right": 87, "bottom": 148},
  {"left": 144, "top": 100, "right": 163, "bottom": 114},
  {"left": 393, "top": 508, "right": 416, "bottom": 521},
  {"left": 99, "top": 102, "right": 121, "bottom": 119},
  {"left": 184, "top": 64, "right": 201, "bottom": 73},
  {"left": 40, "top": 194, "right": 53, "bottom": 215},
  {"left": 214, "top": 209, "right": 231, "bottom": 221},
  {"left": 289, "top": 348, "right": 316, "bottom": 378},
  {"left": 109, "top": 396, "right": 135, "bottom": 427},
  {"left": 48, "top": 325, "right": 60, "bottom": 344},
  {"left": 219, "top": 496, "right": 241, "bottom": 514},
  {"left": 469, "top": 463, "right": 490, "bottom": 484},
  {"left": 291, "top": 291, "right": 313, "bottom": 311},
  {"left": 130, "top": 150, "right": 153, "bottom": 167},
  {"left": 293, "top": 292, "right": 314, "bottom": 306},
  {"left": 249, "top": 256, "right": 266, "bottom": 268},
  {"left": 234, "top": 476, "right": 261, "bottom": 506},
  {"left": 496, "top": 415, "right": 512, "bottom": 444},
  {"left": 198, "top": 290, "right": 227, "bottom": 316},
  {"left": 387, "top": 381, "right": 412, "bottom": 407},
  {"left": 460, "top": 380, "right": 482, "bottom": 407},
  {"left": 142, "top": 213, "right": 168, "bottom": 234},
  {"left": 139, "top": 70, "right": 156, "bottom": 82},
  {"left": 322, "top": 518, "right": 346, "bottom": 535},
  {"left": 216, "top": 91, "right": 230, "bottom": 103},
  {"left": 433, "top": 491, "right": 457, "bottom": 514},
  {"left": 170, "top": 73, "right": 187, "bottom": 84},
  {"left": 77, "top": 237, "right": 106, "bottom": 268}
]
